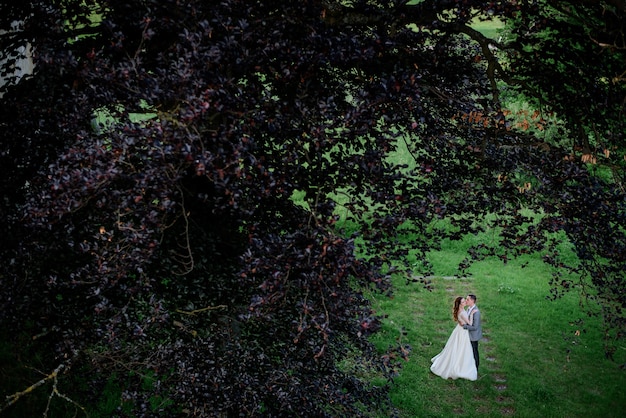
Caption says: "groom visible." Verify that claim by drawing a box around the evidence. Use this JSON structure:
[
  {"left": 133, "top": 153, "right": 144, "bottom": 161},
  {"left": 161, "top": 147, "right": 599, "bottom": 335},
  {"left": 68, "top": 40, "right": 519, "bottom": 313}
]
[{"left": 463, "top": 294, "right": 482, "bottom": 369}]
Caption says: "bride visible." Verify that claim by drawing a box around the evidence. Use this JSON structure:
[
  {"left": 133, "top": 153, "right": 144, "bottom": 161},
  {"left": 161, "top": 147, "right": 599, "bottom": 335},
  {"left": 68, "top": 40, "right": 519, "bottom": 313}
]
[{"left": 430, "top": 296, "right": 478, "bottom": 381}]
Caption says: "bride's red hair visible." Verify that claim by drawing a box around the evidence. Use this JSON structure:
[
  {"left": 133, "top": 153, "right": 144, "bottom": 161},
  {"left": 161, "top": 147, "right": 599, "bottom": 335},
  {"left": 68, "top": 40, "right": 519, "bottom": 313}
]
[{"left": 452, "top": 296, "right": 463, "bottom": 322}]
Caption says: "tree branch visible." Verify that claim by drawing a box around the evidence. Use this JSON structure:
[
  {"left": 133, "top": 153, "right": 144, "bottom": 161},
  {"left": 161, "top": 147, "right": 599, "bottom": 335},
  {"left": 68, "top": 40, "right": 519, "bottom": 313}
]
[{"left": 1, "top": 355, "right": 85, "bottom": 416}]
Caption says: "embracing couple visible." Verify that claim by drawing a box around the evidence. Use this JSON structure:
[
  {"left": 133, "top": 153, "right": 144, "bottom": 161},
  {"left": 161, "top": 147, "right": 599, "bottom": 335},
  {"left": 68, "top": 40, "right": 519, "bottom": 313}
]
[{"left": 430, "top": 294, "right": 482, "bottom": 381}]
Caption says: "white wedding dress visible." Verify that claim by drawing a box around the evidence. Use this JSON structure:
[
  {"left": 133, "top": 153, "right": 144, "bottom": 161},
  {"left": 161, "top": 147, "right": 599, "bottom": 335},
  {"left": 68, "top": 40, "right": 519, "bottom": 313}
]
[{"left": 430, "top": 310, "right": 477, "bottom": 381}]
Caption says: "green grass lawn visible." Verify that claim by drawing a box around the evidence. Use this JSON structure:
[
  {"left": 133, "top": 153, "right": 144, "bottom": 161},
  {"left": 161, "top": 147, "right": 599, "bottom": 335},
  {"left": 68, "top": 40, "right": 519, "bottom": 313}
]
[
  {"left": 367, "top": 246, "right": 626, "bottom": 417},
  {"left": 471, "top": 18, "right": 504, "bottom": 40}
]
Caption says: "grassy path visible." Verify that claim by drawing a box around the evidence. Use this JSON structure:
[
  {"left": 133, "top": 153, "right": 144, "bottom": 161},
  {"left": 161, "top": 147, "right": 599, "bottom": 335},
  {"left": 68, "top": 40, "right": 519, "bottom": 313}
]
[{"left": 441, "top": 277, "right": 515, "bottom": 416}]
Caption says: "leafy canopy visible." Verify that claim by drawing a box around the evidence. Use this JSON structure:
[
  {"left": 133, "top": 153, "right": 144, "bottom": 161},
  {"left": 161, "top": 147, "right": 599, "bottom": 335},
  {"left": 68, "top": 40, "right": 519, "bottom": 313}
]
[{"left": 1, "top": 0, "right": 625, "bottom": 415}]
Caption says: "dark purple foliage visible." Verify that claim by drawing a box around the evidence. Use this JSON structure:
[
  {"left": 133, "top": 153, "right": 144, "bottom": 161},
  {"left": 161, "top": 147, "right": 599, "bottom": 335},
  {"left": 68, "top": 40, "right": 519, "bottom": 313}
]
[{"left": 1, "top": 0, "right": 625, "bottom": 415}]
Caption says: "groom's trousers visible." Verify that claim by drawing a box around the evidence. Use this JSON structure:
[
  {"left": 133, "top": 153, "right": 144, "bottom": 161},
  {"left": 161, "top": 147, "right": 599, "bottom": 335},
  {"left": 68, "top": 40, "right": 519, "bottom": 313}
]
[{"left": 470, "top": 340, "right": 479, "bottom": 368}]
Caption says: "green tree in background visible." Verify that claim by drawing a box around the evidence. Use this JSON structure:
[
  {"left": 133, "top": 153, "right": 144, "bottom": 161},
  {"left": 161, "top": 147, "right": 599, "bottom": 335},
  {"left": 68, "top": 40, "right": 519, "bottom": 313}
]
[{"left": 0, "top": 0, "right": 624, "bottom": 415}]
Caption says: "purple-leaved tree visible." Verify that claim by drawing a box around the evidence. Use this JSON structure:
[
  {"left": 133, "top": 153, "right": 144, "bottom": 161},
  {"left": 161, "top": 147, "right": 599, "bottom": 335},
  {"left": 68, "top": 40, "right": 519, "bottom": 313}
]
[{"left": 1, "top": 0, "right": 624, "bottom": 415}]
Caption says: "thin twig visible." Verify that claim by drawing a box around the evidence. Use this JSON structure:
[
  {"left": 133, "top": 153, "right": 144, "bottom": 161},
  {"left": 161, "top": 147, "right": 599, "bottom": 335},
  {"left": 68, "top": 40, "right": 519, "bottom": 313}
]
[{"left": 175, "top": 304, "right": 228, "bottom": 315}]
